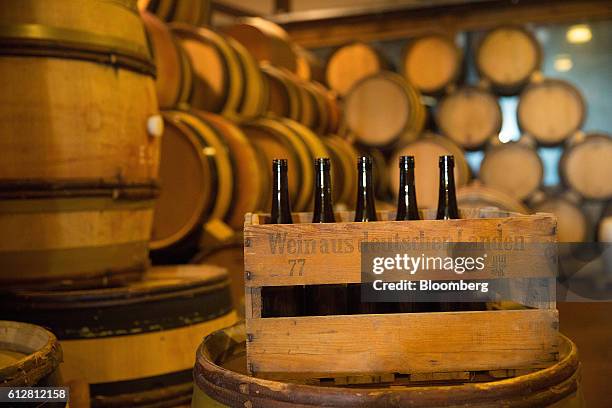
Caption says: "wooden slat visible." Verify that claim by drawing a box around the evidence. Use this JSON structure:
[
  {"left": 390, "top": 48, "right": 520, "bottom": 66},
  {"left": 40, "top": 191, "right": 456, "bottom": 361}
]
[
  {"left": 244, "top": 212, "right": 557, "bottom": 287},
  {"left": 246, "top": 309, "right": 558, "bottom": 377}
]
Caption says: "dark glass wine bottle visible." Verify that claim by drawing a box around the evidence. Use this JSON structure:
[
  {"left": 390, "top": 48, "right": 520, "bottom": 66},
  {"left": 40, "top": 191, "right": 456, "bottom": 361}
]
[
  {"left": 436, "top": 155, "right": 460, "bottom": 220},
  {"left": 396, "top": 156, "right": 420, "bottom": 221},
  {"left": 354, "top": 156, "right": 378, "bottom": 222},
  {"left": 262, "top": 159, "right": 305, "bottom": 317},
  {"left": 395, "top": 156, "right": 422, "bottom": 313},
  {"left": 349, "top": 156, "right": 383, "bottom": 314},
  {"left": 435, "top": 156, "right": 483, "bottom": 312},
  {"left": 306, "top": 158, "right": 348, "bottom": 316}
]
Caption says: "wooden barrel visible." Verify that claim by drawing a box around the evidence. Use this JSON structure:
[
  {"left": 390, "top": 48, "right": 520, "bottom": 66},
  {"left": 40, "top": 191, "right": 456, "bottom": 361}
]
[
  {"left": 402, "top": 34, "right": 462, "bottom": 95},
  {"left": 227, "top": 37, "right": 269, "bottom": 121},
  {"left": 390, "top": 134, "right": 469, "bottom": 209},
  {"left": 518, "top": 79, "right": 586, "bottom": 145},
  {"left": 325, "top": 42, "right": 387, "bottom": 97},
  {"left": 0, "top": 0, "right": 160, "bottom": 184},
  {"left": 0, "top": 265, "right": 237, "bottom": 408},
  {"left": 261, "top": 64, "right": 332, "bottom": 135},
  {"left": 151, "top": 111, "right": 234, "bottom": 262},
  {"left": 476, "top": 26, "right": 541, "bottom": 95},
  {"left": 345, "top": 71, "right": 425, "bottom": 149},
  {"left": 457, "top": 183, "right": 530, "bottom": 214},
  {"left": 192, "top": 323, "right": 583, "bottom": 408},
  {"left": 560, "top": 133, "right": 612, "bottom": 200},
  {"left": 197, "top": 112, "right": 269, "bottom": 230},
  {"left": 294, "top": 45, "right": 325, "bottom": 83},
  {"left": 599, "top": 216, "right": 612, "bottom": 242},
  {"left": 172, "top": 25, "right": 243, "bottom": 118},
  {"left": 479, "top": 140, "right": 543, "bottom": 201},
  {"left": 261, "top": 64, "right": 302, "bottom": 121},
  {"left": 436, "top": 87, "right": 502, "bottom": 150},
  {"left": 241, "top": 117, "right": 322, "bottom": 212},
  {"left": 141, "top": 11, "right": 193, "bottom": 109},
  {"left": 0, "top": 321, "right": 63, "bottom": 389},
  {"left": 139, "top": 0, "right": 211, "bottom": 26},
  {"left": 225, "top": 17, "right": 297, "bottom": 73},
  {"left": 0, "top": 183, "right": 155, "bottom": 289},
  {"left": 322, "top": 136, "right": 359, "bottom": 208},
  {"left": 530, "top": 196, "right": 588, "bottom": 242}
]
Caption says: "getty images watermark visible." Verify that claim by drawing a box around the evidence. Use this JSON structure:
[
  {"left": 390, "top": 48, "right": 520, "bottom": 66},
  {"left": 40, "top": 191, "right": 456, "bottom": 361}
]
[{"left": 371, "top": 253, "right": 490, "bottom": 293}]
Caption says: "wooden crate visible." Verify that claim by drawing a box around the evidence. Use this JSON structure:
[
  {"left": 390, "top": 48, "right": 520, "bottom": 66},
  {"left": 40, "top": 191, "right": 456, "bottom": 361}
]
[{"left": 243, "top": 208, "right": 558, "bottom": 379}]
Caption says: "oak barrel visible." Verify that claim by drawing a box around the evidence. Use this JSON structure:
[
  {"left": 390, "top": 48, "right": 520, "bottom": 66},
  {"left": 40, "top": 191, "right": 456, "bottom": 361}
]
[
  {"left": 151, "top": 111, "right": 234, "bottom": 262},
  {"left": 172, "top": 25, "right": 243, "bottom": 118},
  {"left": 241, "top": 117, "right": 328, "bottom": 212},
  {"left": 436, "top": 87, "right": 502, "bottom": 150},
  {"left": 0, "top": 0, "right": 160, "bottom": 184},
  {"left": 224, "top": 17, "right": 297, "bottom": 73},
  {"left": 322, "top": 136, "right": 359, "bottom": 208},
  {"left": 139, "top": 0, "right": 211, "bottom": 26},
  {"left": 390, "top": 134, "right": 469, "bottom": 209},
  {"left": 402, "top": 34, "right": 462, "bottom": 95},
  {"left": 476, "top": 26, "right": 541, "bottom": 95},
  {"left": 0, "top": 183, "right": 156, "bottom": 288},
  {"left": 530, "top": 196, "right": 588, "bottom": 243},
  {"left": 325, "top": 42, "right": 387, "bottom": 97},
  {"left": 479, "top": 140, "right": 543, "bottom": 201},
  {"left": 261, "top": 64, "right": 302, "bottom": 121},
  {"left": 518, "top": 79, "right": 586, "bottom": 146},
  {"left": 0, "top": 321, "right": 63, "bottom": 389},
  {"left": 192, "top": 323, "right": 583, "bottom": 407},
  {"left": 294, "top": 45, "right": 325, "bottom": 83},
  {"left": 0, "top": 265, "right": 237, "bottom": 408},
  {"left": 560, "top": 133, "right": 612, "bottom": 200},
  {"left": 142, "top": 11, "right": 193, "bottom": 109},
  {"left": 345, "top": 71, "right": 425, "bottom": 149},
  {"left": 457, "top": 183, "right": 530, "bottom": 214}
]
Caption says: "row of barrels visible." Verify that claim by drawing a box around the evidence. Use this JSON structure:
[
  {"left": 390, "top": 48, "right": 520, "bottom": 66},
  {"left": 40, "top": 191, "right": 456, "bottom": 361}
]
[
  {"left": 341, "top": 72, "right": 586, "bottom": 150},
  {"left": 326, "top": 26, "right": 541, "bottom": 98},
  {"left": 151, "top": 111, "right": 360, "bottom": 263},
  {"left": 0, "top": 265, "right": 237, "bottom": 407},
  {"left": 142, "top": 13, "right": 342, "bottom": 135}
]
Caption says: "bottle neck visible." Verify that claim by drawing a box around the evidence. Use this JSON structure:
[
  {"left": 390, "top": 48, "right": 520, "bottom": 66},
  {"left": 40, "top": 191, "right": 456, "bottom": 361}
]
[
  {"left": 436, "top": 163, "right": 459, "bottom": 220},
  {"left": 355, "top": 163, "right": 377, "bottom": 222},
  {"left": 313, "top": 164, "right": 335, "bottom": 223},
  {"left": 271, "top": 166, "right": 293, "bottom": 224},
  {"left": 396, "top": 166, "right": 420, "bottom": 221}
]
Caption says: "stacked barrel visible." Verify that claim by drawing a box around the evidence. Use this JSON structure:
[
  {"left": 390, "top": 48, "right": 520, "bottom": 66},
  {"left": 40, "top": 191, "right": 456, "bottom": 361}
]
[
  {"left": 318, "top": 26, "right": 611, "bottom": 244},
  {"left": 0, "top": 1, "right": 237, "bottom": 407},
  {"left": 140, "top": 14, "right": 358, "bottom": 273}
]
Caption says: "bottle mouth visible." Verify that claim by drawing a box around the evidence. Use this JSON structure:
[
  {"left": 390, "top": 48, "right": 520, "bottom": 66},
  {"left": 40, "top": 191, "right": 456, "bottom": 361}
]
[
  {"left": 315, "top": 157, "right": 331, "bottom": 169},
  {"left": 439, "top": 155, "right": 455, "bottom": 168},
  {"left": 399, "top": 155, "right": 415, "bottom": 168},
  {"left": 272, "top": 158, "right": 289, "bottom": 169},
  {"left": 357, "top": 156, "right": 373, "bottom": 168}
]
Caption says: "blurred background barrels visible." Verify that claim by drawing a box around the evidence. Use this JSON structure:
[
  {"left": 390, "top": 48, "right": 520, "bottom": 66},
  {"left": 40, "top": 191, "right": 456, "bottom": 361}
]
[
  {"left": 402, "top": 34, "right": 462, "bottom": 95},
  {"left": 476, "top": 26, "right": 541, "bottom": 94},
  {"left": 479, "top": 139, "right": 543, "bottom": 201},
  {"left": 345, "top": 71, "right": 424, "bottom": 150},
  {"left": 518, "top": 79, "right": 586, "bottom": 145},
  {"left": 325, "top": 42, "right": 387, "bottom": 97},
  {"left": 436, "top": 87, "right": 502, "bottom": 150}
]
